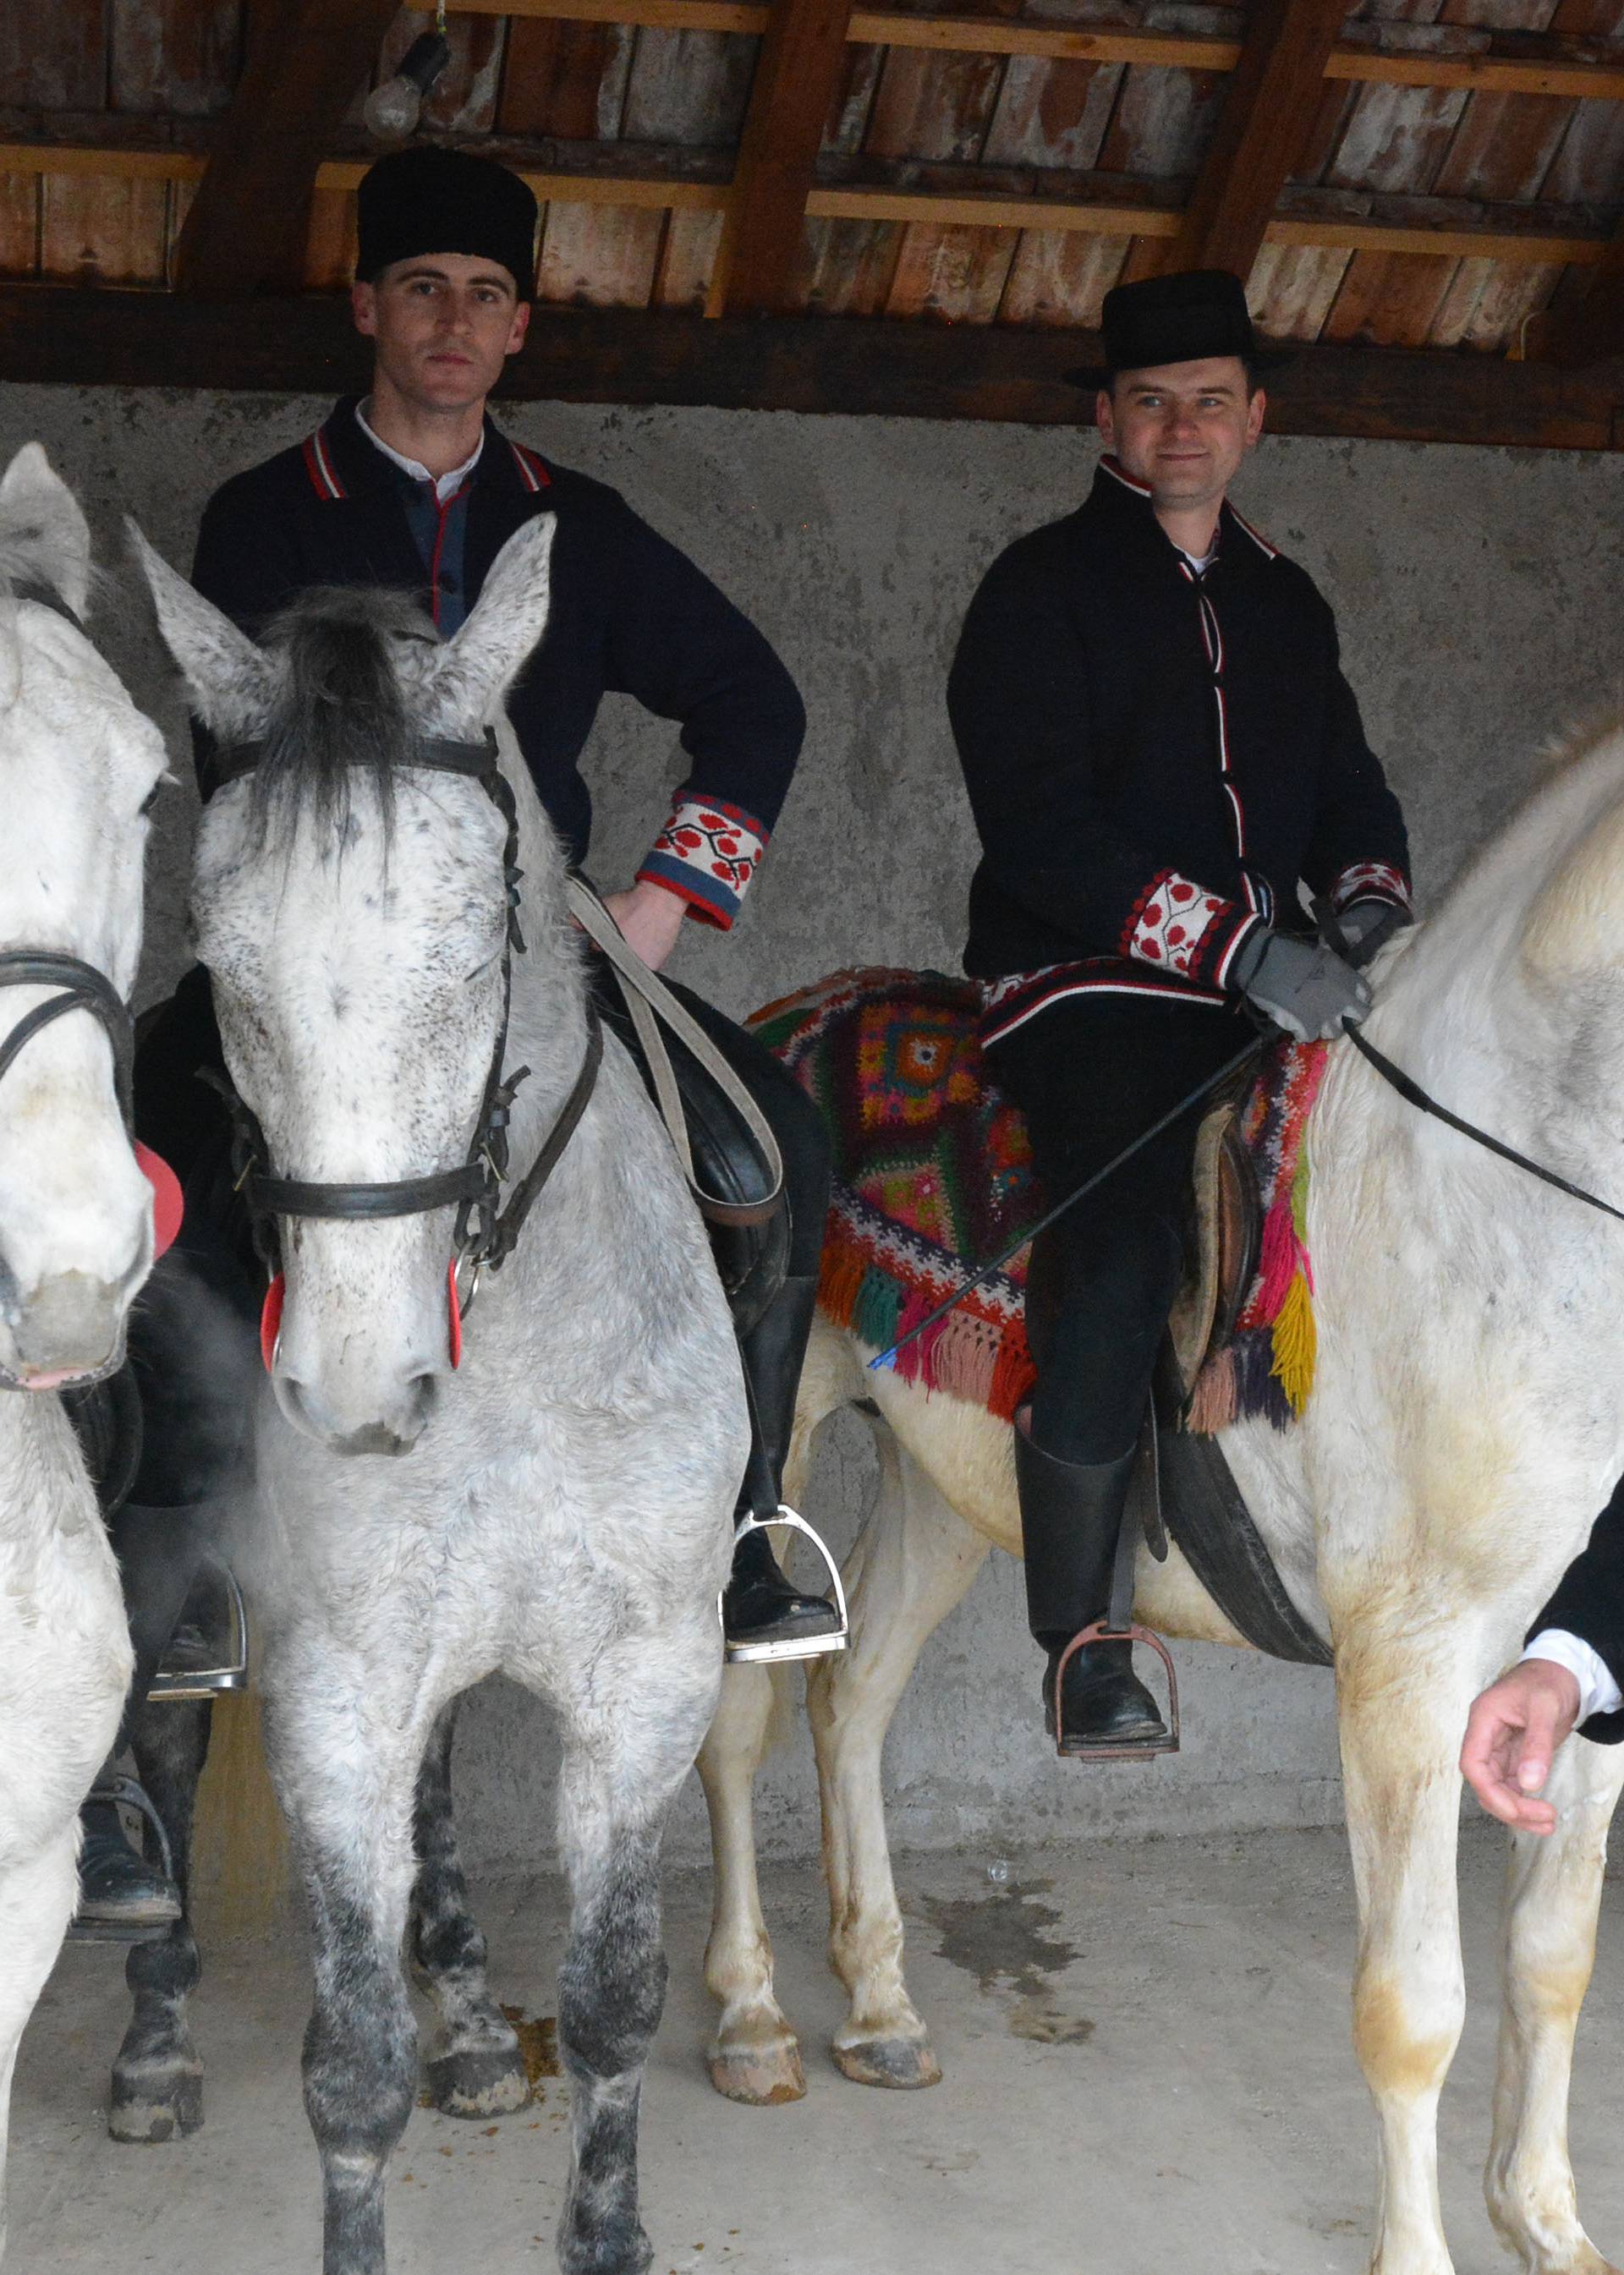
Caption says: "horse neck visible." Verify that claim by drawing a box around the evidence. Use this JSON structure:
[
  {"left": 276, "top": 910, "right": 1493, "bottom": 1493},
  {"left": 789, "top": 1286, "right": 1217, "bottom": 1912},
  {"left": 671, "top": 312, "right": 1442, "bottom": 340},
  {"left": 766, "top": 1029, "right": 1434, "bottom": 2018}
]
[
  {"left": 0, "top": 1393, "right": 93, "bottom": 1543},
  {"left": 1352, "top": 734, "right": 1624, "bottom": 1173}
]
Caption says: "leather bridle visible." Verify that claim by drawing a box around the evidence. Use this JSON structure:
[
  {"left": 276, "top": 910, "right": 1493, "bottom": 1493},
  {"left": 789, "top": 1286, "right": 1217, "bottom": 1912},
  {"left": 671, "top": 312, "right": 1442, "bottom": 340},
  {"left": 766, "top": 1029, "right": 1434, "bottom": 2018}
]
[
  {"left": 0, "top": 585, "right": 138, "bottom": 1132},
  {"left": 206, "top": 731, "right": 601, "bottom": 1326}
]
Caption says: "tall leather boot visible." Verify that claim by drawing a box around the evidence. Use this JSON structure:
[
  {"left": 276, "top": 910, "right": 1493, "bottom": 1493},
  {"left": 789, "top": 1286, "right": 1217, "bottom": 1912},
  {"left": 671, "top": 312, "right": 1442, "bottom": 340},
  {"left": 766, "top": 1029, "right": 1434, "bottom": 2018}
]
[
  {"left": 722, "top": 1273, "right": 846, "bottom": 1664},
  {"left": 1014, "top": 1423, "right": 1168, "bottom": 1753}
]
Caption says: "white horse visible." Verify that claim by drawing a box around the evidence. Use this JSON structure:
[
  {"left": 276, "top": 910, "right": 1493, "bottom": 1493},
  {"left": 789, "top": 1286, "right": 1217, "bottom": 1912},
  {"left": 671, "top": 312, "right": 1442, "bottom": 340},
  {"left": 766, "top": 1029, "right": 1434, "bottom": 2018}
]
[
  {"left": 0, "top": 441, "right": 167, "bottom": 2257},
  {"left": 699, "top": 714, "right": 1624, "bottom": 2275},
  {"left": 132, "top": 517, "right": 745, "bottom": 2275}
]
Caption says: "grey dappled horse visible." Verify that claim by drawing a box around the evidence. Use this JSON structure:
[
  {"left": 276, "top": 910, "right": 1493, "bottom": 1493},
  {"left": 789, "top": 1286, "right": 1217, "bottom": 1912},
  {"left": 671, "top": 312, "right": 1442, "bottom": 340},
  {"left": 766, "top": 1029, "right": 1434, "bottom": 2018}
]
[{"left": 130, "top": 517, "right": 745, "bottom": 2275}]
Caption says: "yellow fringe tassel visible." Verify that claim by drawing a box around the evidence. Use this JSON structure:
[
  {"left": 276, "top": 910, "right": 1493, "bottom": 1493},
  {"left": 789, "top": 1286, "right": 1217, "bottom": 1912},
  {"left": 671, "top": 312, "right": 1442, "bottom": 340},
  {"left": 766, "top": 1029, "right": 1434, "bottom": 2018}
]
[{"left": 1270, "top": 1269, "right": 1317, "bottom": 1415}]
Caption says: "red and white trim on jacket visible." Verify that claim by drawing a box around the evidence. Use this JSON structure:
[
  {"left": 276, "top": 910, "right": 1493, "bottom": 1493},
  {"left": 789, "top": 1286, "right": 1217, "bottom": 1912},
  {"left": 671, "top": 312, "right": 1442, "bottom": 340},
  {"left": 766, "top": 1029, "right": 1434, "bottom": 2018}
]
[
  {"left": 301, "top": 427, "right": 347, "bottom": 502},
  {"left": 1330, "top": 858, "right": 1412, "bottom": 915},
  {"left": 509, "top": 441, "right": 551, "bottom": 494},
  {"left": 636, "top": 798, "right": 768, "bottom": 931},
  {"left": 979, "top": 962, "right": 1227, "bottom": 1048},
  {"left": 1099, "top": 454, "right": 1153, "bottom": 499}
]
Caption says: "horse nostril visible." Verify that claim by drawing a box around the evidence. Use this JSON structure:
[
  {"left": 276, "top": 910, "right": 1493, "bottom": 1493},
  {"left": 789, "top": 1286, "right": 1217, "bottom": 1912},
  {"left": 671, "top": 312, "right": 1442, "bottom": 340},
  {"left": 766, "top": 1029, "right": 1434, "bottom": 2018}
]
[{"left": 407, "top": 1372, "right": 439, "bottom": 1428}]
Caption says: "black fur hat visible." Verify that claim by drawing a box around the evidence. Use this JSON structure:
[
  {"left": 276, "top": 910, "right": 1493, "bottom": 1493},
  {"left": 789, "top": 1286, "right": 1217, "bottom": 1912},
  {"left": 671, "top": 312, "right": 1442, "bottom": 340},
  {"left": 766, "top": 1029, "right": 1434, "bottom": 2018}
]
[{"left": 356, "top": 145, "right": 539, "bottom": 297}]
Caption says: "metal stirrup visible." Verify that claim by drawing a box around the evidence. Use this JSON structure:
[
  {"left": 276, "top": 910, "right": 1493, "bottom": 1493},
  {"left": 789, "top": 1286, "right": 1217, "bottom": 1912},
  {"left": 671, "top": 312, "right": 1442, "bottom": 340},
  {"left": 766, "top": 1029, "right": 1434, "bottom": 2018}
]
[{"left": 721, "top": 1508, "right": 850, "bottom": 1666}]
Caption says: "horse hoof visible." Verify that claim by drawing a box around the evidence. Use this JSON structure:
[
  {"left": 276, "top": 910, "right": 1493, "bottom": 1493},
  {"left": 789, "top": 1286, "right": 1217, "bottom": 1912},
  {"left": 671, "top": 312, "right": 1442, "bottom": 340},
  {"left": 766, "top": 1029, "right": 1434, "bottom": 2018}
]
[
  {"left": 707, "top": 2041, "right": 807, "bottom": 2106},
  {"left": 831, "top": 2035, "right": 941, "bottom": 2091},
  {"left": 425, "top": 2047, "right": 531, "bottom": 2118},
  {"left": 108, "top": 2063, "right": 204, "bottom": 2143}
]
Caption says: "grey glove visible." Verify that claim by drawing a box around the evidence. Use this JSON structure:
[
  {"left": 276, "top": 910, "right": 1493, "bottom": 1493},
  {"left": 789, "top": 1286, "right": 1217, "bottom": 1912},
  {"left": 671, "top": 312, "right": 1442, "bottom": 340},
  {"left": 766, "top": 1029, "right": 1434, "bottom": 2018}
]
[
  {"left": 1230, "top": 928, "right": 1371, "bottom": 1042},
  {"left": 1335, "top": 896, "right": 1411, "bottom": 968}
]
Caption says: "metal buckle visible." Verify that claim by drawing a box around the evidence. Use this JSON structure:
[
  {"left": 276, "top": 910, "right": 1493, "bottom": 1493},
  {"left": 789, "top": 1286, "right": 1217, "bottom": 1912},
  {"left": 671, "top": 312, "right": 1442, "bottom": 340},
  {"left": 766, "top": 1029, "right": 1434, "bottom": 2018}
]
[{"left": 721, "top": 1506, "right": 851, "bottom": 1665}]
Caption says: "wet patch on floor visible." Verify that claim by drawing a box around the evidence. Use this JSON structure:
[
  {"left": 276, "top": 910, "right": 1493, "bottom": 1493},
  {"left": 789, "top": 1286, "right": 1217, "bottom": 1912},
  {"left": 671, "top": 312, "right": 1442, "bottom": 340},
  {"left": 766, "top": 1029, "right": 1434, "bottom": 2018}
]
[
  {"left": 921, "top": 1880, "right": 1078, "bottom": 1999},
  {"left": 919, "top": 1880, "right": 1095, "bottom": 2045}
]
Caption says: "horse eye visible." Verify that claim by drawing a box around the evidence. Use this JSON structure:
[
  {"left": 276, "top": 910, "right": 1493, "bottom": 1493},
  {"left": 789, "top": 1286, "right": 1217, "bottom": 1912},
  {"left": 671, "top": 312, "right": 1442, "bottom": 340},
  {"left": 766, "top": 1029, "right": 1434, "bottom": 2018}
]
[{"left": 140, "top": 781, "right": 162, "bottom": 817}]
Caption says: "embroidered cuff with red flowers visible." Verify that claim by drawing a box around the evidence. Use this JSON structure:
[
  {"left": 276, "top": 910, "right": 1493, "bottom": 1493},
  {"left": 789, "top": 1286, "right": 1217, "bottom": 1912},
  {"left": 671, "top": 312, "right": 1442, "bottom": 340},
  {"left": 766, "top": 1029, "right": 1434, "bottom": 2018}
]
[
  {"left": 1122, "top": 869, "right": 1265, "bottom": 992},
  {"left": 1329, "top": 859, "right": 1412, "bottom": 917},
  {"left": 636, "top": 798, "right": 769, "bottom": 931}
]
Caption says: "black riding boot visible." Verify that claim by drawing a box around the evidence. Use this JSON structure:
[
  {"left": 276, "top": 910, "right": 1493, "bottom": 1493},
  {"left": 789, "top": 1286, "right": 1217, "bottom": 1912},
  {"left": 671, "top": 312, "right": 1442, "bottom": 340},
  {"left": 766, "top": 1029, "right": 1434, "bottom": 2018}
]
[
  {"left": 74, "top": 1500, "right": 212, "bottom": 1932},
  {"left": 1014, "top": 1424, "right": 1168, "bottom": 1754},
  {"left": 722, "top": 1273, "right": 846, "bottom": 1664}
]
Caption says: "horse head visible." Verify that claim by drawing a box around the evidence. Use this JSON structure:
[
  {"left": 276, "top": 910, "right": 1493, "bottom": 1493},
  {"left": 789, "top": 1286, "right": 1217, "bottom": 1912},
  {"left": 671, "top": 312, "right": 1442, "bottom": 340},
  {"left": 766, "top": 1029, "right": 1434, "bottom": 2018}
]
[
  {"left": 131, "top": 513, "right": 557, "bottom": 1455},
  {"left": 0, "top": 444, "right": 166, "bottom": 1389}
]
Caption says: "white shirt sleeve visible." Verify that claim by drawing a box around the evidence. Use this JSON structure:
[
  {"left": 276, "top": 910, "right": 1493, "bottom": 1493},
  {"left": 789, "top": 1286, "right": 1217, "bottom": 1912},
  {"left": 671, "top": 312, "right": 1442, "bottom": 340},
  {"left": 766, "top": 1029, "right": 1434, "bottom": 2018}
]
[{"left": 1522, "top": 1630, "right": 1623, "bottom": 1723}]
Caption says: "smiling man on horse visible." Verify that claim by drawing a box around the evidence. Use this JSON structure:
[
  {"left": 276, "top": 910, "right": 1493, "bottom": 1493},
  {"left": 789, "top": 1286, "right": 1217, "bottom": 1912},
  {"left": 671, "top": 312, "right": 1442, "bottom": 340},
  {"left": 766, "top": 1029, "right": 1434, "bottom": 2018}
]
[
  {"left": 85, "top": 142, "right": 842, "bottom": 1927},
  {"left": 950, "top": 269, "right": 1413, "bottom": 1755}
]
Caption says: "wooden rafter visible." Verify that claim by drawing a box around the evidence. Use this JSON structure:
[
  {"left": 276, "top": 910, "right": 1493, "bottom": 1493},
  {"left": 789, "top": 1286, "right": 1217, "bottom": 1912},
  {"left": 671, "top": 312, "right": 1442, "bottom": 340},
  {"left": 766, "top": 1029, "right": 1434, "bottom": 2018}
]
[
  {"left": 1154, "top": 0, "right": 1352, "bottom": 283},
  {"left": 431, "top": 0, "right": 1624, "bottom": 104},
  {"left": 172, "top": 0, "right": 403, "bottom": 296},
  {"left": 7, "top": 142, "right": 1606, "bottom": 272},
  {"left": 0, "top": 286, "right": 1618, "bottom": 451},
  {"left": 705, "top": 0, "right": 857, "bottom": 318},
  {"left": 1533, "top": 228, "right": 1624, "bottom": 366}
]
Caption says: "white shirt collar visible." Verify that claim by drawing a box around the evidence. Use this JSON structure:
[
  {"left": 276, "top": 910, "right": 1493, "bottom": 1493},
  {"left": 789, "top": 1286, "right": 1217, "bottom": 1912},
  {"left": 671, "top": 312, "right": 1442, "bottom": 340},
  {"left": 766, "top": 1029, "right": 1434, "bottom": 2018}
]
[{"left": 354, "top": 400, "right": 484, "bottom": 504}]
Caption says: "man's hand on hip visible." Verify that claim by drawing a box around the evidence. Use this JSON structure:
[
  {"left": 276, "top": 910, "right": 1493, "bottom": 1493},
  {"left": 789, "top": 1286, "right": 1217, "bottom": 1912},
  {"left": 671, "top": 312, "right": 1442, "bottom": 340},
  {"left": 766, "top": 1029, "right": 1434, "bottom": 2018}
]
[
  {"left": 1459, "top": 1660, "right": 1582, "bottom": 1834},
  {"left": 601, "top": 879, "right": 689, "bottom": 972}
]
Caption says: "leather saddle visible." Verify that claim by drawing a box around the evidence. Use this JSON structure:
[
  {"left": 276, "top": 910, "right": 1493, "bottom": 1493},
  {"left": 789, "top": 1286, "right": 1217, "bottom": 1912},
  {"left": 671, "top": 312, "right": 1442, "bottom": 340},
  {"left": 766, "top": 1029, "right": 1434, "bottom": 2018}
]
[{"left": 1166, "top": 1094, "right": 1262, "bottom": 1406}]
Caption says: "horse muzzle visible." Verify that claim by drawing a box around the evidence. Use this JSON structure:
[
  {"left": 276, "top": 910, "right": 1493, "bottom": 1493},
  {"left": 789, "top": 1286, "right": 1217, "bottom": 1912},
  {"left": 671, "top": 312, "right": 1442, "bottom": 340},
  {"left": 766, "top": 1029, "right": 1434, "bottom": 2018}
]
[
  {"left": 0, "top": 1269, "right": 133, "bottom": 1391},
  {"left": 271, "top": 1351, "right": 443, "bottom": 1457}
]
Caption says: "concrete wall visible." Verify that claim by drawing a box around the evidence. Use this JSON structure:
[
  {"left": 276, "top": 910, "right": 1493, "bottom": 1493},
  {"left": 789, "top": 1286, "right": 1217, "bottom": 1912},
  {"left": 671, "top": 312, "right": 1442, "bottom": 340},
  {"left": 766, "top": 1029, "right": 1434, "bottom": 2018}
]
[{"left": 7, "top": 379, "right": 1621, "bottom": 1870}]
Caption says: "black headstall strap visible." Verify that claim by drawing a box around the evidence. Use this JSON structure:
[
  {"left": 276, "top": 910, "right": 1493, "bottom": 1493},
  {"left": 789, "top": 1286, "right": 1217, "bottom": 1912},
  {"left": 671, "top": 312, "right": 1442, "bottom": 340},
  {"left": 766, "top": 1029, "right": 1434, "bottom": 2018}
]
[
  {"left": 0, "top": 951, "right": 134, "bottom": 1127},
  {"left": 206, "top": 729, "right": 601, "bottom": 1290},
  {"left": 0, "top": 597, "right": 136, "bottom": 1135}
]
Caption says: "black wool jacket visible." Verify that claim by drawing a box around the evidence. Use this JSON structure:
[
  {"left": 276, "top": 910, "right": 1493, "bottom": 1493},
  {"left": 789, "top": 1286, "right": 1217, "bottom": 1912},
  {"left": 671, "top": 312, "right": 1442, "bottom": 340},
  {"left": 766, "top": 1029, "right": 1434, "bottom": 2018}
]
[
  {"left": 1528, "top": 1484, "right": 1624, "bottom": 1746},
  {"left": 949, "top": 457, "right": 1412, "bottom": 1042},
  {"left": 190, "top": 398, "right": 806, "bottom": 929}
]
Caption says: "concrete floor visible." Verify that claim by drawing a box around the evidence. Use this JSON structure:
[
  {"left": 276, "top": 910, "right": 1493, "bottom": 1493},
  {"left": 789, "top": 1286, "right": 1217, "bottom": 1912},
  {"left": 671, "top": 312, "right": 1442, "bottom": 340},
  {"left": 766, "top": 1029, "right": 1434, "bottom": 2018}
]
[{"left": 12, "top": 1823, "right": 1624, "bottom": 2275}]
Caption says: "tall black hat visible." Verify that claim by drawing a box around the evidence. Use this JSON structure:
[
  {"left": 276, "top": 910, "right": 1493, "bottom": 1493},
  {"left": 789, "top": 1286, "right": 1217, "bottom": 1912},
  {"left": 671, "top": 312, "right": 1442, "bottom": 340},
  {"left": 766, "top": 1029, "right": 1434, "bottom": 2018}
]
[
  {"left": 356, "top": 145, "right": 539, "bottom": 297},
  {"left": 1068, "top": 268, "right": 1287, "bottom": 389}
]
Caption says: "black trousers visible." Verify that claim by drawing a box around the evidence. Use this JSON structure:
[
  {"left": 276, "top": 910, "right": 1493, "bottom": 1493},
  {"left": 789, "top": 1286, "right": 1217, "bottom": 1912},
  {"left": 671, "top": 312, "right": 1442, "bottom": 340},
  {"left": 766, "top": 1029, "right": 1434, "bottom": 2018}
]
[{"left": 987, "top": 997, "right": 1249, "bottom": 1466}]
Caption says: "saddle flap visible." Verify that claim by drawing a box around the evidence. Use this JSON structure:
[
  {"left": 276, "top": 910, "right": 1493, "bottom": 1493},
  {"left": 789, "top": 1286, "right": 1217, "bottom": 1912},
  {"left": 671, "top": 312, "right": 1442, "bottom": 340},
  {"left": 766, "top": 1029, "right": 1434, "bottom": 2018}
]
[{"left": 1167, "top": 1098, "right": 1262, "bottom": 1401}]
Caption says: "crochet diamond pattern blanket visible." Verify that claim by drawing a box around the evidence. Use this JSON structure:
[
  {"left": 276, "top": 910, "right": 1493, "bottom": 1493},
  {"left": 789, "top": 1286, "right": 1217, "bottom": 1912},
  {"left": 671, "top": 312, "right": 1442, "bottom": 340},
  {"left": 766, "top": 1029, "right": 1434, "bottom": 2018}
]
[{"left": 750, "top": 968, "right": 1327, "bottom": 1432}]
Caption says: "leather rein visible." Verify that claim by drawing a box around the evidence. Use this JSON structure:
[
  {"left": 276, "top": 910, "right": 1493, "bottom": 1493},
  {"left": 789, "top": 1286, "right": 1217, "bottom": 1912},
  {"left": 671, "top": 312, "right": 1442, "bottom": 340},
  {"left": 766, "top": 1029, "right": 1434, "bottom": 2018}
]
[
  {"left": 207, "top": 730, "right": 602, "bottom": 1304},
  {"left": 0, "top": 584, "right": 138, "bottom": 1135}
]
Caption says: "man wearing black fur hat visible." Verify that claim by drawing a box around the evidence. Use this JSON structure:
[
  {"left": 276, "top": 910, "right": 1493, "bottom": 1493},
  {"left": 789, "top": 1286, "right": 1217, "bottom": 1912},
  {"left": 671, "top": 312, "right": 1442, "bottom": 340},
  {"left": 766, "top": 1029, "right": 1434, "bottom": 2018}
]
[
  {"left": 949, "top": 269, "right": 1412, "bottom": 1755},
  {"left": 84, "top": 145, "right": 840, "bottom": 1925}
]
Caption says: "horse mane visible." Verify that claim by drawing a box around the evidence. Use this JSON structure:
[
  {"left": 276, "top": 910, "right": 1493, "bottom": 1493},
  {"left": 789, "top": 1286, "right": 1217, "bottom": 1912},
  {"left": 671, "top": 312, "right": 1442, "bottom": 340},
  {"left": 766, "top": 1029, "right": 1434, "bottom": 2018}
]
[{"left": 249, "top": 586, "right": 441, "bottom": 844}]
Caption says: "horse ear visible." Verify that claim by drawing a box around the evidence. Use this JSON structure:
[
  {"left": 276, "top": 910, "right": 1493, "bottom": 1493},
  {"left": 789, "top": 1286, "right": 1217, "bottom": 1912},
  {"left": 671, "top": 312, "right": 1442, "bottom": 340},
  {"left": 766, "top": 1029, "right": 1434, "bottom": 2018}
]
[
  {"left": 0, "top": 441, "right": 92, "bottom": 620},
  {"left": 428, "top": 513, "right": 555, "bottom": 730},
  {"left": 125, "top": 519, "right": 277, "bottom": 738}
]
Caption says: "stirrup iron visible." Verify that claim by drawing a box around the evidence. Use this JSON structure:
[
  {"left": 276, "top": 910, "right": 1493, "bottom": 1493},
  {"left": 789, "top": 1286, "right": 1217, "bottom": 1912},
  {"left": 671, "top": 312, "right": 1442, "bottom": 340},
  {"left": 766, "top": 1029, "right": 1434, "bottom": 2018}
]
[
  {"left": 722, "top": 1506, "right": 850, "bottom": 1665},
  {"left": 146, "top": 1556, "right": 250, "bottom": 1702},
  {"left": 1051, "top": 1468, "right": 1180, "bottom": 1762}
]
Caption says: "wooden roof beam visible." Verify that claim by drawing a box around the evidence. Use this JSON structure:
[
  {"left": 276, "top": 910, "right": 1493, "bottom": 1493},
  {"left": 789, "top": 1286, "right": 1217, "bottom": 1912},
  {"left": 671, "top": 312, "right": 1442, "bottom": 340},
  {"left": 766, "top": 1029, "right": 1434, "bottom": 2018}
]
[
  {"left": 1532, "top": 228, "right": 1624, "bottom": 366},
  {"left": 705, "top": 0, "right": 857, "bottom": 317},
  {"left": 172, "top": 0, "right": 403, "bottom": 296},
  {"left": 0, "top": 286, "right": 1618, "bottom": 451},
  {"left": 1151, "top": 0, "right": 1352, "bottom": 285}
]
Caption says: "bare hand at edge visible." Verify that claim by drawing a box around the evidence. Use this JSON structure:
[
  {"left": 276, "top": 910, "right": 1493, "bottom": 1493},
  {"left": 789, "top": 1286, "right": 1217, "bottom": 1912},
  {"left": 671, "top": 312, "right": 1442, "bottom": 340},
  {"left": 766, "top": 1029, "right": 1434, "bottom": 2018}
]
[
  {"left": 1459, "top": 1659, "right": 1582, "bottom": 1834},
  {"left": 601, "top": 880, "right": 688, "bottom": 973}
]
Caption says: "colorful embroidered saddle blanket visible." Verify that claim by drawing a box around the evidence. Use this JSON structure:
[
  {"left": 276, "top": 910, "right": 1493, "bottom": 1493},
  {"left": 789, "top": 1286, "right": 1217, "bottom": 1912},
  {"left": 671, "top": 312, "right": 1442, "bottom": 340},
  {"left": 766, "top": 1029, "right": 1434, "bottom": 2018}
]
[{"left": 750, "top": 968, "right": 1330, "bottom": 1434}]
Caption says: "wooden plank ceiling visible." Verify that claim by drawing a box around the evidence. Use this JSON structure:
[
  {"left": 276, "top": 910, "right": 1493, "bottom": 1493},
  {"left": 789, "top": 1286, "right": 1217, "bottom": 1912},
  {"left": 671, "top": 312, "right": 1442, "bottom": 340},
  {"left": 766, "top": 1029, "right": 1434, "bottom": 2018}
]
[{"left": 6, "top": 0, "right": 1624, "bottom": 443}]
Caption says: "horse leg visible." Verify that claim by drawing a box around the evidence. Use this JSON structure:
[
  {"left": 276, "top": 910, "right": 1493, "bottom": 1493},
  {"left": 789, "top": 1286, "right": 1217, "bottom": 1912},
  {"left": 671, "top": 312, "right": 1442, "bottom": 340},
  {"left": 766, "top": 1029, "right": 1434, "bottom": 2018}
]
[
  {"left": 277, "top": 1701, "right": 421, "bottom": 2275},
  {"left": 110, "top": 1695, "right": 211, "bottom": 2143},
  {"left": 409, "top": 1700, "right": 528, "bottom": 2119},
  {"left": 810, "top": 1428, "right": 988, "bottom": 2090},
  {"left": 696, "top": 1663, "right": 806, "bottom": 2106},
  {"left": 554, "top": 1670, "right": 715, "bottom": 2275},
  {"left": 1486, "top": 1730, "right": 1624, "bottom": 2275},
  {"left": 1337, "top": 1614, "right": 1480, "bottom": 2275},
  {"left": 0, "top": 1826, "right": 80, "bottom": 2258}
]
